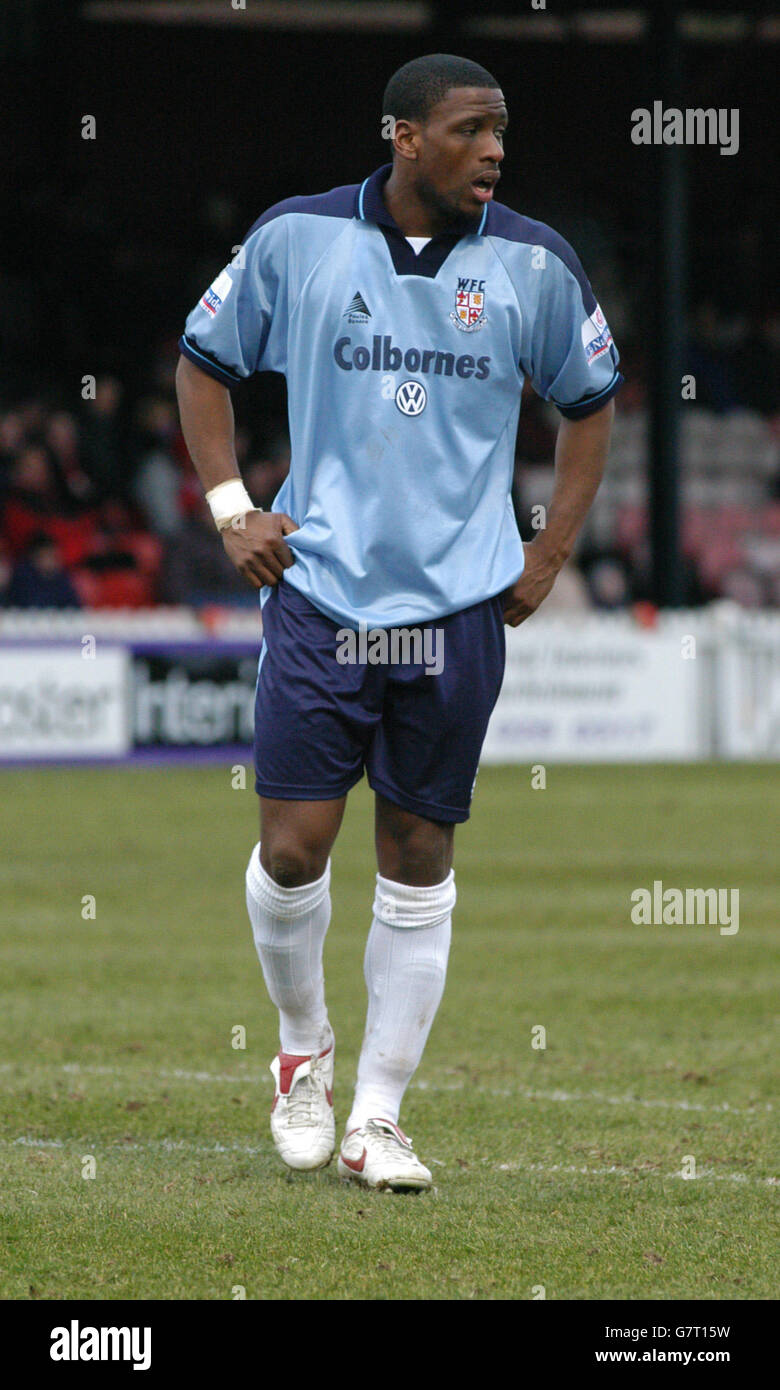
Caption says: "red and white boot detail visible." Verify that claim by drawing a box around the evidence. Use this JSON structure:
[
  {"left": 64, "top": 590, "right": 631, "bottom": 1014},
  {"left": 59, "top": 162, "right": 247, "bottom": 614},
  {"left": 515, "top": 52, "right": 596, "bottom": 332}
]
[
  {"left": 338, "top": 1118, "right": 432, "bottom": 1191},
  {"left": 269, "top": 1039, "right": 335, "bottom": 1171}
]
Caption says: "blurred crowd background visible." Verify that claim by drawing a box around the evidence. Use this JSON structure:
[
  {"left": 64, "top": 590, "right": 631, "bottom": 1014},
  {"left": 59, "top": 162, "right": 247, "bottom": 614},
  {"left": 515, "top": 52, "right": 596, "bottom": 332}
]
[
  {"left": 0, "top": 361, "right": 292, "bottom": 610},
  {"left": 1, "top": 1, "right": 777, "bottom": 613}
]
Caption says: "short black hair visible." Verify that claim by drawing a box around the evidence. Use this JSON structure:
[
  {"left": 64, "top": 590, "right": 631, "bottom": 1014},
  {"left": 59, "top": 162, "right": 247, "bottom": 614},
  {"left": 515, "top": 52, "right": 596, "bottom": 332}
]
[{"left": 382, "top": 53, "right": 500, "bottom": 129}]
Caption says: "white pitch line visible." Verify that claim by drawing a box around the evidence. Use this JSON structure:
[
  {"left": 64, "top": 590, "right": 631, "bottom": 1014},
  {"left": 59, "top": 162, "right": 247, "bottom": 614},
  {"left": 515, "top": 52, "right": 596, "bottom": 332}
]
[
  {"left": 498, "top": 1159, "right": 779, "bottom": 1187},
  {"left": 29, "top": 1063, "right": 773, "bottom": 1117},
  {"left": 416, "top": 1080, "right": 774, "bottom": 1116},
  {"left": 1, "top": 1136, "right": 776, "bottom": 1187},
  {"left": 61, "top": 1063, "right": 254, "bottom": 1084},
  {"left": 5, "top": 1135, "right": 264, "bottom": 1156}
]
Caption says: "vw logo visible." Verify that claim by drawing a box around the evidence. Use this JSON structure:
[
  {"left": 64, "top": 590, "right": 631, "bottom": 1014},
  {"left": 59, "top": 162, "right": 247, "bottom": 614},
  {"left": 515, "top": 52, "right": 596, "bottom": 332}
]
[{"left": 395, "top": 379, "right": 427, "bottom": 416}]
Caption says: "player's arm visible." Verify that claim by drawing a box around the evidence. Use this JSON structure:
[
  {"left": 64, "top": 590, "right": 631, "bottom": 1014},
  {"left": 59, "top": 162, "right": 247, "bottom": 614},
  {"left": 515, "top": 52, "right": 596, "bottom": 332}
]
[
  {"left": 504, "top": 234, "right": 622, "bottom": 626},
  {"left": 175, "top": 355, "right": 297, "bottom": 589},
  {"left": 501, "top": 397, "right": 614, "bottom": 626}
]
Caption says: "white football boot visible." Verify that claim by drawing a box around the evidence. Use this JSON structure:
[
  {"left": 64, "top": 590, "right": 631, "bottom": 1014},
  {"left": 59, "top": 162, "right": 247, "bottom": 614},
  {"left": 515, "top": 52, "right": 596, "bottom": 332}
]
[
  {"left": 269, "top": 1040, "right": 335, "bottom": 1171},
  {"left": 337, "top": 1118, "right": 432, "bottom": 1192}
]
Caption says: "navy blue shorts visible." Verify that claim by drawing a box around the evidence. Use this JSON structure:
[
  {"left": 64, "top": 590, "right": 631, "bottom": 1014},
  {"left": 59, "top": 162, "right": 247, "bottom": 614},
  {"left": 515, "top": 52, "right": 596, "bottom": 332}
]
[{"left": 253, "top": 579, "right": 506, "bottom": 823}]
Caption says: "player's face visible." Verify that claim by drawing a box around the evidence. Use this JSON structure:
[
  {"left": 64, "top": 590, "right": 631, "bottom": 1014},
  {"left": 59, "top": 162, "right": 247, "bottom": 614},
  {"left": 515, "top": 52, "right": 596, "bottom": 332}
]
[{"left": 413, "top": 86, "right": 507, "bottom": 226}]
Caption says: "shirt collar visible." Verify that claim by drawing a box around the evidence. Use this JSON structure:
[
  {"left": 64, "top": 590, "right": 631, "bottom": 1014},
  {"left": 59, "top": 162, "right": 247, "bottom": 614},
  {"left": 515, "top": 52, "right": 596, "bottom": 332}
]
[
  {"left": 357, "top": 163, "right": 488, "bottom": 237},
  {"left": 357, "top": 164, "right": 398, "bottom": 229}
]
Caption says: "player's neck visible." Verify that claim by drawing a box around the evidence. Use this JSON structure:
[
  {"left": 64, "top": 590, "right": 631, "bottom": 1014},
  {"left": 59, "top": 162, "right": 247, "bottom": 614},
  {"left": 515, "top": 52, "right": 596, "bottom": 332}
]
[{"left": 383, "top": 169, "right": 451, "bottom": 239}]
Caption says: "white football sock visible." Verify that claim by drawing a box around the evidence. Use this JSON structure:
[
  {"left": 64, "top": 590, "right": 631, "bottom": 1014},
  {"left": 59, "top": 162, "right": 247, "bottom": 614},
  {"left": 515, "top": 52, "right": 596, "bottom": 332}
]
[
  {"left": 347, "top": 870, "right": 455, "bottom": 1132},
  {"left": 245, "top": 842, "right": 333, "bottom": 1057}
]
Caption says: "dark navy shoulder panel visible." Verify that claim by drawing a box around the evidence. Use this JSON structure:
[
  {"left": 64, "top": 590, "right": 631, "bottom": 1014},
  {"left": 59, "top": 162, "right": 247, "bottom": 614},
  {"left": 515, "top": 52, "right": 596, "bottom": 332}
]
[
  {"left": 485, "top": 201, "right": 597, "bottom": 314},
  {"left": 246, "top": 182, "right": 360, "bottom": 237}
]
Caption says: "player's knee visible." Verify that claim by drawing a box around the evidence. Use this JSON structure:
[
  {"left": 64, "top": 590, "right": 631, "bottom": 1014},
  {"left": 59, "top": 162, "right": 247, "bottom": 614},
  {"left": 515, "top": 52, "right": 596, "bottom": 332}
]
[
  {"left": 382, "top": 827, "right": 453, "bottom": 884},
  {"left": 377, "top": 802, "right": 453, "bottom": 883},
  {"left": 263, "top": 843, "right": 326, "bottom": 888}
]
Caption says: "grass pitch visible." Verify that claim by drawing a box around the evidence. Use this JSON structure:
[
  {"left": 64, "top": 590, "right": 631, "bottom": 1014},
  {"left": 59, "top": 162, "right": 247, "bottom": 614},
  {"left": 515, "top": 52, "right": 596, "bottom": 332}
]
[{"left": 0, "top": 763, "right": 777, "bottom": 1301}]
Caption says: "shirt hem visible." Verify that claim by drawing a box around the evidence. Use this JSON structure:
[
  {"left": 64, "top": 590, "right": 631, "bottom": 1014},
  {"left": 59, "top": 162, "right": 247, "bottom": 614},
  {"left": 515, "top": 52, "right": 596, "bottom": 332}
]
[{"left": 280, "top": 565, "right": 524, "bottom": 630}]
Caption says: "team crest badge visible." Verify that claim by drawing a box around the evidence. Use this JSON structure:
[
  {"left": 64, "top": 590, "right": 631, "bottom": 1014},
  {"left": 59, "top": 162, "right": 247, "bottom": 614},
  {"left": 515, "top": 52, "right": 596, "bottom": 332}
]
[{"left": 450, "top": 278, "right": 487, "bottom": 332}]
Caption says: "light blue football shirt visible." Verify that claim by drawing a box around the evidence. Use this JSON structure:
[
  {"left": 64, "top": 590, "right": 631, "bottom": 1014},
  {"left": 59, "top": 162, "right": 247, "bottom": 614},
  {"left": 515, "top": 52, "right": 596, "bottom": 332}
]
[{"left": 180, "top": 163, "right": 622, "bottom": 627}]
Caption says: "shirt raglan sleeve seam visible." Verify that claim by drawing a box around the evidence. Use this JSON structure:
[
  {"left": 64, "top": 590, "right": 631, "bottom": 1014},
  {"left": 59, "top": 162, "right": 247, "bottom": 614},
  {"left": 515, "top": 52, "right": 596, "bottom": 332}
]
[
  {"left": 506, "top": 244, "right": 622, "bottom": 414},
  {"left": 545, "top": 255, "right": 623, "bottom": 416},
  {"left": 485, "top": 238, "right": 527, "bottom": 386}
]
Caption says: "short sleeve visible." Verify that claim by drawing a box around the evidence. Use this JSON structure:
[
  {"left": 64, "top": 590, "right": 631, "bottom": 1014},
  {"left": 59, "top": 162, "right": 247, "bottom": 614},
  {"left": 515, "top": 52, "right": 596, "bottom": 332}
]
[
  {"left": 179, "top": 217, "right": 288, "bottom": 386},
  {"left": 526, "top": 245, "right": 622, "bottom": 420}
]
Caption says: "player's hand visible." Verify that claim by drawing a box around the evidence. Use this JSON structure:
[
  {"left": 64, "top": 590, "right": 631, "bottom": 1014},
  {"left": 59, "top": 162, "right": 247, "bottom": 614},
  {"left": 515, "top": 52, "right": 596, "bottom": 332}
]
[
  {"left": 500, "top": 539, "right": 560, "bottom": 627},
  {"left": 221, "top": 509, "right": 298, "bottom": 588}
]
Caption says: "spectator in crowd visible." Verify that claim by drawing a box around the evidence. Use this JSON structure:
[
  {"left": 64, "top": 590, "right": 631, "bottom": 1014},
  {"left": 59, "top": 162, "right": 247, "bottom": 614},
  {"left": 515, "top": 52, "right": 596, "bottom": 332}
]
[
  {"left": 132, "top": 396, "right": 185, "bottom": 537},
  {"left": 156, "top": 423, "right": 292, "bottom": 605},
  {"left": 80, "top": 375, "right": 127, "bottom": 501},
  {"left": 5, "top": 533, "right": 81, "bottom": 609},
  {"left": 45, "top": 410, "right": 92, "bottom": 502},
  {"left": 158, "top": 496, "right": 255, "bottom": 606},
  {"left": 2, "top": 433, "right": 102, "bottom": 574},
  {"left": 581, "top": 554, "right": 632, "bottom": 610},
  {"left": 2, "top": 439, "right": 82, "bottom": 558},
  {"left": 243, "top": 427, "right": 292, "bottom": 512}
]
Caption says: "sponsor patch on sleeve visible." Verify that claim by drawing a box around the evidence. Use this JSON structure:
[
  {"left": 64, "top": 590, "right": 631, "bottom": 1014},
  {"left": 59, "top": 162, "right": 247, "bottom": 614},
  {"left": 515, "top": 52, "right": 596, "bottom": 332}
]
[
  {"left": 581, "top": 303, "right": 613, "bottom": 364},
  {"left": 200, "top": 268, "right": 234, "bottom": 318}
]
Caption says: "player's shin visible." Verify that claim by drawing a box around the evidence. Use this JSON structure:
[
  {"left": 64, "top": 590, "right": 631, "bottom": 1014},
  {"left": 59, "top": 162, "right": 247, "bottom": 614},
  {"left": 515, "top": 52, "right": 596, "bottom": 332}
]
[
  {"left": 245, "top": 842, "right": 333, "bottom": 1056},
  {"left": 346, "top": 870, "right": 455, "bottom": 1132}
]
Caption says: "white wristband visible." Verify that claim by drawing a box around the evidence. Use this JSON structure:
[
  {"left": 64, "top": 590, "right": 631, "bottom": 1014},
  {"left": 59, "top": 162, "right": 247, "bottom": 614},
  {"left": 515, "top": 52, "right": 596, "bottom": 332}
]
[{"left": 205, "top": 478, "right": 257, "bottom": 531}]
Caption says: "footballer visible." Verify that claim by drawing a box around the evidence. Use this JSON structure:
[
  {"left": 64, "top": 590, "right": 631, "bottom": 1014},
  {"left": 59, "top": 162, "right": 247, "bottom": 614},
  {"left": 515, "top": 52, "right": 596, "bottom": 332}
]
[{"left": 176, "top": 54, "right": 621, "bottom": 1191}]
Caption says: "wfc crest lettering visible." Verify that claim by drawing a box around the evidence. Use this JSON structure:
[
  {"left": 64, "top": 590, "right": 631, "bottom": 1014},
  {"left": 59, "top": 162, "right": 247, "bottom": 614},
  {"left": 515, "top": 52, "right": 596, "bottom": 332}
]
[{"left": 450, "top": 277, "right": 487, "bottom": 332}]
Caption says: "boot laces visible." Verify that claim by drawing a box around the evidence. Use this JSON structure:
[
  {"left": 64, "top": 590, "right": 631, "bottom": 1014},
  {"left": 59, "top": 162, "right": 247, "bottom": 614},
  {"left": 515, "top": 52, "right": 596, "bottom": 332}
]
[
  {"left": 286, "top": 1054, "right": 325, "bottom": 1129},
  {"left": 365, "top": 1119, "right": 413, "bottom": 1157}
]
